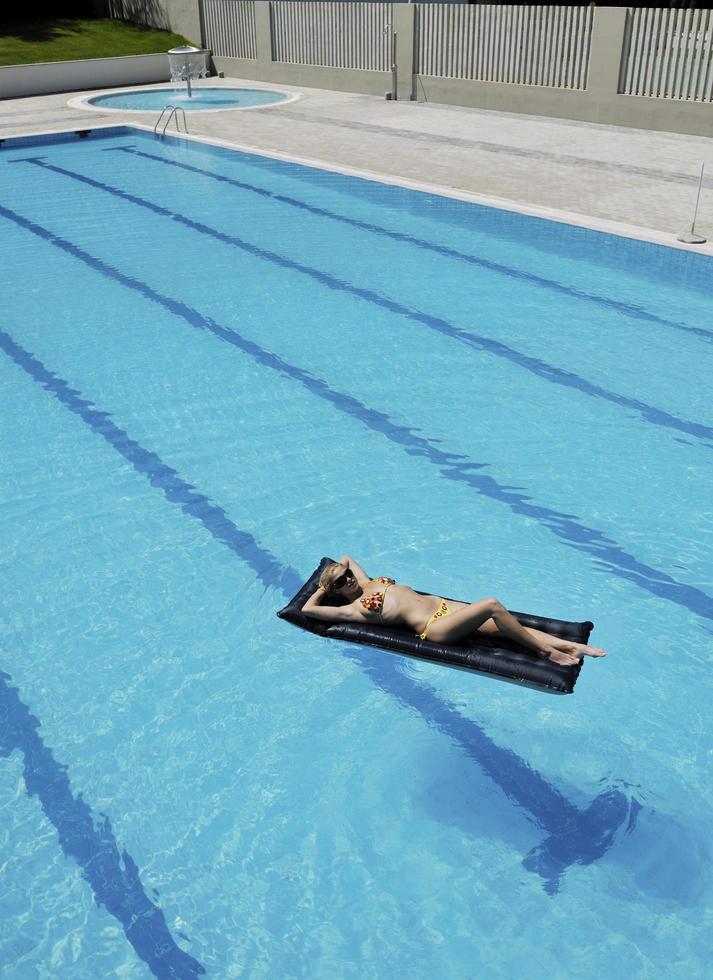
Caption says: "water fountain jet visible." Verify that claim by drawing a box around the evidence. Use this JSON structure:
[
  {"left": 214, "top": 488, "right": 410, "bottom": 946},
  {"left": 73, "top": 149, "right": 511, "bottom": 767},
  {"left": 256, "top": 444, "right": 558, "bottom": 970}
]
[{"left": 167, "top": 44, "right": 208, "bottom": 99}]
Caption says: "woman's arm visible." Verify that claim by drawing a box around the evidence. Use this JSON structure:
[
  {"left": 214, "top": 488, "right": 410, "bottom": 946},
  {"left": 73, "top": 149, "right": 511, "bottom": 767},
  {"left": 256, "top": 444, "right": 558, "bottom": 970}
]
[
  {"left": 302, "top": 586, "right": 356, "bottom": 622},
  {"left": 338, "top": 554, "right": 371, "bottom": 587}
]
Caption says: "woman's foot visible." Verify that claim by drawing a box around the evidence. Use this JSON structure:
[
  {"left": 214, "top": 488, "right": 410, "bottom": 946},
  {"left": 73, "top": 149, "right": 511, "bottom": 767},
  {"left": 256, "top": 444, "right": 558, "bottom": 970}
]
[
  {"left": 576, "top": 643, "right": 606, "bottom": 658},
  {"left": 523, "top": 627, "right": 606, "bottom": 663},
  {"left": 561, "top": 641, "right": 606, "bottom": 659},
  {"left": 541, "top": 645, "right": 581, "bottom": 666}
]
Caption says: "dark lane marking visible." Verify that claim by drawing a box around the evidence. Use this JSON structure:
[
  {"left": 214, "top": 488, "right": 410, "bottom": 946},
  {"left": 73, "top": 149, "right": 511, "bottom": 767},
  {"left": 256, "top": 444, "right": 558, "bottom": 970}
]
[
  {"left": 112, "top": 143, "right": 713, "bottom": 345},
  {"left": 0, "top": 669, "right": 205, "bottom": 977},
  {"left": 1, "top": 200, "right": 711, "bottom": 625},
  {"left": 0, "top": 329, "right": 636, "bottom": 894},
  {"left": 0, "top": 325, "right": 295, "bottom": 600},
  {"left": 21, "top": 156, "right": 713, "bottom": 450}
]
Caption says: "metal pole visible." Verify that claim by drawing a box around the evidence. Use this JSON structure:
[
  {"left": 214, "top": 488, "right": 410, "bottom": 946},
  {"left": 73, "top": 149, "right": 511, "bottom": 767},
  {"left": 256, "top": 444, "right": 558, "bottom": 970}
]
[
  {"left": 677, "top": 162, "right": 706, "bottom": 244},
  {"left": 391, "top": 30, "right": 398, "bottom": 100},
  {"left": 185, "top": 57, "right": 192, "bottom": 98}
]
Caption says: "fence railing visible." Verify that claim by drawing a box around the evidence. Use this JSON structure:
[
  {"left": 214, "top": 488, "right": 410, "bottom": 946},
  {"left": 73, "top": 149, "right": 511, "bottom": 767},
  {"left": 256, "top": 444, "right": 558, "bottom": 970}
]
[
  {"left": 270, "top": 1, "right": 390, "bottom": 71},
  {"left": 621, "top": 7, "right": 713, "bottom": 101},
  {"left": 415, "top": 4, "right": 593, "bottom": 90},
  {"left": 169, "top": 1, "right": 713, "bottom": 108},
  {"left": 203, "top": 0, "right": 257, "bottom": 60}
]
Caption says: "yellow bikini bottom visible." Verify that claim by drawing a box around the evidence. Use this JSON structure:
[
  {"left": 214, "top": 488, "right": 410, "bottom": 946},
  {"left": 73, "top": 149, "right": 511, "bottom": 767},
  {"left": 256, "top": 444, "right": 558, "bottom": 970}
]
[{"left": 419, "top": 600, "right": 451, "bottom": 640}]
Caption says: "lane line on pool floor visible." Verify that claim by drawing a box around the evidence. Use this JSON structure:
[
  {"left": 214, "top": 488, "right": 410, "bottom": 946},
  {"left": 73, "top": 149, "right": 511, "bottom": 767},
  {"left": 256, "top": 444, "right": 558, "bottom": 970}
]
[
  {"left": 0, "top": 668, "right": 206, "bottom": 978},
  {"left": 1, "top": 199, "right": 711, "bottom": 626},
  {"left": 0, "top": 326, "right": 636, "bottom": 896},
  {"left": 110, "top": 143, "right": 713, "bottom": 346},
  {"left": 16, "top": 155, "right": 713, "bottom": 452}
]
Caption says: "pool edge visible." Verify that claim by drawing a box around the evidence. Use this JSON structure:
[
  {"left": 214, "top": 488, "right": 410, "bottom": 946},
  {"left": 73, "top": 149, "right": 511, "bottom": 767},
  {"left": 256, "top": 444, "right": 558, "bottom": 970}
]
[
  {"left": 126, "top": 122, "right": 713, "bottom": 258},
  {"left": 66, "top": 83, "right": 301, "bottom": 115},
  {"left": 3, "top": 119, "right": 712, "bottom": 258}
]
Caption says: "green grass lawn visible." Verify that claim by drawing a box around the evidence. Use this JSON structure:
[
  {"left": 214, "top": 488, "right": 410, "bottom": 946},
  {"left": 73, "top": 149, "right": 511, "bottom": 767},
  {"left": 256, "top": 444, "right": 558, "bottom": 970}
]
[{"left": 0, "top": 18, "right": 190, "bottom": 66}]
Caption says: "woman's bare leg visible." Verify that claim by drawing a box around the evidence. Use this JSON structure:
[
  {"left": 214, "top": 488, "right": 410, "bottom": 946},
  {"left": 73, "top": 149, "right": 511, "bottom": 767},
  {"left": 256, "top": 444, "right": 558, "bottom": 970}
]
[
  {"left": 426, "top": 598, "right": 582, "bottom": 666},
  {"left": 476, "top": 620, "right": 605, "bottom": 658},
  {"left": 520, "top": 627, "right": 605, "bottom": 659}
]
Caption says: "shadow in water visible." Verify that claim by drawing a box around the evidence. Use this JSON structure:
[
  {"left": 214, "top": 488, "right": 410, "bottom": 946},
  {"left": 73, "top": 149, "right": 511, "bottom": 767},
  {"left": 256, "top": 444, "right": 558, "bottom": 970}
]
[
  {"left": 352, "top": 653, "right": 638, "bottom": 895},
  {"left": 388, "top": 658, "right": 711, "bottom": 905},
  {"left": 521, "top": 790, "right": 637, "bottom": 895},
  {"left": 0, "top": 671, "right": 205, "bottom": 979}
]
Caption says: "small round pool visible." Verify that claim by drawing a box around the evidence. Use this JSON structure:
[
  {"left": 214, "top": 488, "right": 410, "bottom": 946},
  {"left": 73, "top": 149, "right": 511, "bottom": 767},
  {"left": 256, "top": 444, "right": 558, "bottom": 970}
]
[{"left": 85, "top": 87, "right": 290, "bottom": 112}]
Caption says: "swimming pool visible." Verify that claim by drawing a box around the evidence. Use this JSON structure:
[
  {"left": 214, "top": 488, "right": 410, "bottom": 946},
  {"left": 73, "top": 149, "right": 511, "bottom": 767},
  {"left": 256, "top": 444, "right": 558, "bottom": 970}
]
[
  {"left": 80, "top": 86, "right": 291, "bottom": 112},
  {"left": 1, "top": 125, "right": 711, "bottom": 979}
]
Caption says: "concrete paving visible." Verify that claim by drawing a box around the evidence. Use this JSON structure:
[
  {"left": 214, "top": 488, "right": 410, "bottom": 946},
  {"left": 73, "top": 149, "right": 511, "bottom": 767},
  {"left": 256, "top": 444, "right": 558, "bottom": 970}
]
[{"left": 3, "top": 78, "right": 713, "bottom": 248}]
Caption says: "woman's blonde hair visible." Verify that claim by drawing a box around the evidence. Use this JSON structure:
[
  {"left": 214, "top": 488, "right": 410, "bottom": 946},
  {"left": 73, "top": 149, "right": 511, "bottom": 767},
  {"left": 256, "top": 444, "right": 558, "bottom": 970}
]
[{"left": 319, "top": 562, "right": 344, "bottom": 592}]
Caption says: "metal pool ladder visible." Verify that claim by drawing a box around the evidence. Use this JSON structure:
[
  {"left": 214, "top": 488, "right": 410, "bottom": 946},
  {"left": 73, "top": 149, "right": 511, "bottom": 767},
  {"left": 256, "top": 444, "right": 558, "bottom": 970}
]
[{"left": 154, "top": 105, "right": 188, "bottom": 138}]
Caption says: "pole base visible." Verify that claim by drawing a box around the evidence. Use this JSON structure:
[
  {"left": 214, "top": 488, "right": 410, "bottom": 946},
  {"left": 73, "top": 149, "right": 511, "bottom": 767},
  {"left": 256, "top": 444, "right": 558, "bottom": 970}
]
[{"left": 677, "top": 231, "right": 707, "bottom": 244}]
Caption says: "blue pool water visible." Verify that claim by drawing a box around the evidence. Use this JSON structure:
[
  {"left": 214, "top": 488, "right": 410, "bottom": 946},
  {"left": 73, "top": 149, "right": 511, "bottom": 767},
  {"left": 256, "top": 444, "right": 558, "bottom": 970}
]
[
  {"left": 87, "top": 87, "right": 288, "bottom": 111},
  {"left": 1, "top": 126, "right": 712, "bottom": 979}
]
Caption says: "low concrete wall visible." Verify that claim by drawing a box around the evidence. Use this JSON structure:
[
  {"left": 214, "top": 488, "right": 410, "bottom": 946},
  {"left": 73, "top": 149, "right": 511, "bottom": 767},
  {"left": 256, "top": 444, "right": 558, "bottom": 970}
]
[
  {"left": 415, "top": 75, "right": 713, "bottom": 139},
  {"left": 0, "top": 53, "right": 170, "bottom": 99}
]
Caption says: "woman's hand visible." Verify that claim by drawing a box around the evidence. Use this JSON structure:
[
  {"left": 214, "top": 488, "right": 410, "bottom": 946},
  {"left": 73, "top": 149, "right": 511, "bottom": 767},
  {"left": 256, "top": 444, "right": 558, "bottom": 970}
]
[{"left": 338, "top": 555, "right": 370, "bottom": 586}]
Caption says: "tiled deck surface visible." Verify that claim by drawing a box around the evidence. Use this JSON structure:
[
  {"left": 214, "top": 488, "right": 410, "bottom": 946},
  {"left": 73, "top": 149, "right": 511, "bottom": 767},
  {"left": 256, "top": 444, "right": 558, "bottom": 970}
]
[{"left": 2, "top": 78, "right": 712, "bottom": 247}]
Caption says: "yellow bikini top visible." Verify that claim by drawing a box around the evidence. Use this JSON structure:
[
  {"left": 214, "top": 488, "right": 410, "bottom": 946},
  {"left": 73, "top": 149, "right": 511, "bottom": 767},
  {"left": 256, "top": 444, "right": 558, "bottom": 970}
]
[{"left": 360, "top": 577, "right": 396, "bottom": 616}]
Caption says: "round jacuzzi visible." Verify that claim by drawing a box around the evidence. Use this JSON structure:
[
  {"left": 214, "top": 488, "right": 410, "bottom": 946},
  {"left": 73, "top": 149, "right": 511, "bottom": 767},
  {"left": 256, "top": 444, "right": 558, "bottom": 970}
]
[{"left": 80, "top": 86, "right": 292, "bottom": 112}]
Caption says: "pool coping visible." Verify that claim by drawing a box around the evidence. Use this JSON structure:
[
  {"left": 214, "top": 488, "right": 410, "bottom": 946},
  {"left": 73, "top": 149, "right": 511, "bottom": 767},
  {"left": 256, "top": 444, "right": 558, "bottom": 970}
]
[
  {"left": 67, "top": 82, "right": 301, "bottom": 115},
  {"left": 4, "top": 119, "right": 713, "bottom": 258}
]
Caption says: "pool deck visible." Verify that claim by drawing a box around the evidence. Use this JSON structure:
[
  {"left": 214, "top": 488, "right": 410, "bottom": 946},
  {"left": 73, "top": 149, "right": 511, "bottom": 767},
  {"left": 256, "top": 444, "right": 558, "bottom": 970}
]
[{"left": 3, "top": 78, "right": 713, "bottom": 251}]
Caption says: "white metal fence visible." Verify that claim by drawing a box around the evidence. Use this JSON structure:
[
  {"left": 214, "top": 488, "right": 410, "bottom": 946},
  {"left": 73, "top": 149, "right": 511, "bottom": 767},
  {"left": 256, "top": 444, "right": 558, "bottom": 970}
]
[
  {"left": 415, "top": 4, "right": 593, "bottom": 89},
  {"left": 190, "top": 1, "right": 713, "bottom": 104},
  {"left": 270, "top": 1, "right": 390, "bottom": 70},
  {"left": 621, "top": 7, "right": 713, "bottom": 101},
  {"left": 203, "top": 0, "right": 257, "bottom": 60}
]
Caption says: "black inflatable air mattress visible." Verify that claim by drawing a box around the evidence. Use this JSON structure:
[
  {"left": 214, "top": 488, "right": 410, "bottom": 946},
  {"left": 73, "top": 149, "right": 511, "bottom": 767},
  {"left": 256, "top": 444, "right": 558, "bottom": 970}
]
[{"left": 277, "top": 558, "right": 593, "bottom": 694}]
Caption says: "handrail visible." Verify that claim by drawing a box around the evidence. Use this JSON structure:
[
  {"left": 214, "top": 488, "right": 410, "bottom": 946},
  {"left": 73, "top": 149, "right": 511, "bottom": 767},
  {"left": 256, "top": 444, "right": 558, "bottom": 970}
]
[
  {"left": 154, "top": 105, "right": 188, "bottom": 138},
  {"left": 164, "top": 106, "right": 188, "bottom": 137},
  {"left": 154, "top": 105, "right": 173, "bottom": 135}
]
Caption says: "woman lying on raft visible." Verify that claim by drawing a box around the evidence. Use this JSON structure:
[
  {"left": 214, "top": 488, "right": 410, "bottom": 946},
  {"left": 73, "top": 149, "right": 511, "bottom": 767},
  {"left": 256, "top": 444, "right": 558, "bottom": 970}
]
[{"left": 302, "top": 556, "right": 605, "bottom": 666}]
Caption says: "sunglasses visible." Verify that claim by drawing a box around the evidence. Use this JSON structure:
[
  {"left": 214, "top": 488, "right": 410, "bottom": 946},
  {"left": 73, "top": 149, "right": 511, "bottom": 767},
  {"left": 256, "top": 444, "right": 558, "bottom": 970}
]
[{"left": 331, "top": 568, "right": 355, "bottom": 591}]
